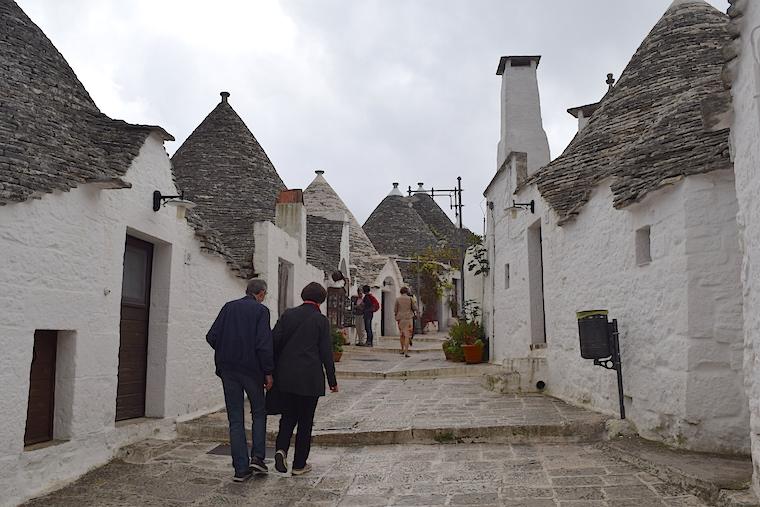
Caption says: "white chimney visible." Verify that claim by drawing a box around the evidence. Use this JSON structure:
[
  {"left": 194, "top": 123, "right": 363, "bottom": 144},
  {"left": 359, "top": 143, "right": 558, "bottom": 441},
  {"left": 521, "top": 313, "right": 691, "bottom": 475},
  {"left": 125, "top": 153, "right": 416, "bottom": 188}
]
[
  {"left": 567, "top": 103, "right": 600, "bottom": 133},
  {"left": 388, "top": 182, "right": 403, "bottom": 197},
  {"left": 496, "top": 55, "right": 550, "bottom": 175},
  {"left": 275, "top": 189, "right": 307, "bottom": 258}
]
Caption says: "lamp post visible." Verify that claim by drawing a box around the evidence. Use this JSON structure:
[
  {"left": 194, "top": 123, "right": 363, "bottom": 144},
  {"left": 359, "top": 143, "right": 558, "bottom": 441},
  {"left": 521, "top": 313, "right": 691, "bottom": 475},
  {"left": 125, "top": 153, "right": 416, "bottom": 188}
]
[{"left": 407, "top": 177, "right": 466, "bottom": 318}]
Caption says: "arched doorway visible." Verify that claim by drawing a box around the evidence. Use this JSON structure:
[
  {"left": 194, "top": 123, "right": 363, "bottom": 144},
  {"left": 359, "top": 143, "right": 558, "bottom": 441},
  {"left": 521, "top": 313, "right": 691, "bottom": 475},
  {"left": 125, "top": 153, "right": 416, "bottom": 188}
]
[{"left": 381, "top": 277, "right": 398, "bottom": 337}]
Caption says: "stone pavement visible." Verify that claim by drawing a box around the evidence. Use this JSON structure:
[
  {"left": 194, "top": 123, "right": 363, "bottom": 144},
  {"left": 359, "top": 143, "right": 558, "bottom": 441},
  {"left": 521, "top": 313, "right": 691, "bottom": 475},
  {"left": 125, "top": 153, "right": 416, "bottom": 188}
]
[
  {"left": 178, "top": 378, "right": 608, "bottom": 445},
  {"left": 25, "top": 440, "right": 712, "bottom": 506},
  {"left": 22, "top": 335, "right": 756, "bottom": 506}
]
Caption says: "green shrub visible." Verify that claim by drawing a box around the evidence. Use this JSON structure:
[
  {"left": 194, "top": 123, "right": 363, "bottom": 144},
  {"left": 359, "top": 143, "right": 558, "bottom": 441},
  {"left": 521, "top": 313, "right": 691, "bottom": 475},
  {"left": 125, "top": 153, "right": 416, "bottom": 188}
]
[{"left": 331, "top": 328, "right": 344, "bottom": 353}]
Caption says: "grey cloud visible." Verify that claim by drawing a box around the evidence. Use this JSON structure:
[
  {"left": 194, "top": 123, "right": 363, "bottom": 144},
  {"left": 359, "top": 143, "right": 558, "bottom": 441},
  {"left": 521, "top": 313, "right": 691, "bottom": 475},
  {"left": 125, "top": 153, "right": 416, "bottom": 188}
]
[{"left": 17, "top": 0, "right": 728, "bottom": 232}]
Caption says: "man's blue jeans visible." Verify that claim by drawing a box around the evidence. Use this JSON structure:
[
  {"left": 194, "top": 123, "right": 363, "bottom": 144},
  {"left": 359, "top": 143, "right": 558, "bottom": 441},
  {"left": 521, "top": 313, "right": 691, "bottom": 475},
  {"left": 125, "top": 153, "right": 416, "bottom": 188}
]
[
  {"left": 220, "top": 371, "right": 266, "bottom": 474},
  {"left": 364, "top": 313, "right": 374, "bottom": 344}
]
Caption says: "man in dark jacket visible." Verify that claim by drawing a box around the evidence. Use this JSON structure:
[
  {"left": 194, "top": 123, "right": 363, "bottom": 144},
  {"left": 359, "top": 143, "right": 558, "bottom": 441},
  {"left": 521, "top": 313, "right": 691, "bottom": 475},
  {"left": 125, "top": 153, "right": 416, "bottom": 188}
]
[
  {"left": 206, "top": 278, "right": 273, "bottom": 481},
  {"left": 362, "top": 285, "right": 379, "bottom": 347}
]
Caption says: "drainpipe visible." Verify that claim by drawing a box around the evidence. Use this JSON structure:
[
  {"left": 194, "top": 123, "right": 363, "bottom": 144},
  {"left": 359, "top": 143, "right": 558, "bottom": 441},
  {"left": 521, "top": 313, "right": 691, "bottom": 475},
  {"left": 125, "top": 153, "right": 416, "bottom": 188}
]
[{"left": 488, "top": 202, "right": 496, "bottom": 362}]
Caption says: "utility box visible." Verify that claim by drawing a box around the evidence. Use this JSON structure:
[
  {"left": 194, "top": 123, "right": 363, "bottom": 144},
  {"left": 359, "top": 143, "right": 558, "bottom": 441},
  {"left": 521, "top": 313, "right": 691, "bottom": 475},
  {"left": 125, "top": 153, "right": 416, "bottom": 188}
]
[{"left": 577, "top": 310, "right": 611, "bottom": 359}]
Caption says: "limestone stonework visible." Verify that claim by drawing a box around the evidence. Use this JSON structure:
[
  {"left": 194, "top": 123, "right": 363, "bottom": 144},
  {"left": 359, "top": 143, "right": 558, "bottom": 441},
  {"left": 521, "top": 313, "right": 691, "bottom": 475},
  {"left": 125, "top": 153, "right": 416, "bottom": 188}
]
[
  {"left": 485, "top": 1, "right": 749, "bottom": 455},
  {"left": 0, "top": 0, "right": 172, "bottom": 206},
  {"left": 172, "top": 93, "right": 287, "bottom": 278},
  {"left": 531, "top": 1, "right": 732, "bottom": 225},
  {"left": 725, "top": 0, "right": 760, "bottom": 497}
]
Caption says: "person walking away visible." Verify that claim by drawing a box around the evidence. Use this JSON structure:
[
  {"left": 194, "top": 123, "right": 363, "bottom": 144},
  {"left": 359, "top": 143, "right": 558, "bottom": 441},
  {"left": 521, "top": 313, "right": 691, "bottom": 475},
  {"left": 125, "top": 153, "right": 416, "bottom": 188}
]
[
  {"left": 408, "top": 289, "right": 418, "bottom": 347},
  {"left": 206, "top": 279, "right": 273, "bottom": 482},
  {"left": 273, "top": 282, "right": 339, "bottom": 476},
  {"left": 352, "top": 287, "right": 366, "bottom": 346},
  {"left": 362, "top": 285, "right": 380, "bottom": 347},
  {"left": 394, "top": 287, "right": 418, "bottom": 357}
]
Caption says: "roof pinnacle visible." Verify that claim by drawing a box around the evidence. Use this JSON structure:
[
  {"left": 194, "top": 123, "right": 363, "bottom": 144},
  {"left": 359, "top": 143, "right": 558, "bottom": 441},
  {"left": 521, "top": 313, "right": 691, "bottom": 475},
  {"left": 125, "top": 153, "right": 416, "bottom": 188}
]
[{"left": 220, "top": 91, "right": 230, "bottom": 103}]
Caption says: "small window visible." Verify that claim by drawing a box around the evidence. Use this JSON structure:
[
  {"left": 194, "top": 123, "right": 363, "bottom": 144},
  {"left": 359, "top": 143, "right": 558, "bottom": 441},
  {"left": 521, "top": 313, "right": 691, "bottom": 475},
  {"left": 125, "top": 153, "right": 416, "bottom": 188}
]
[
  {"left": 636, "top": 226, "right": 651, "bottom": 266},
  {"left": 505, "top": 264, "right": 510, "bottom": 289}
]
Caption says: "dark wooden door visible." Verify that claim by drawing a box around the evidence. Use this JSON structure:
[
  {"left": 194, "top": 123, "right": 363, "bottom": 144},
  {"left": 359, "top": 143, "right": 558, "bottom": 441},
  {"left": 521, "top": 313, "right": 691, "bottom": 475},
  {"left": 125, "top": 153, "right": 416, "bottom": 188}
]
[
  {"left": 24, "top": 330, "right": 57, "bottom": 446},
  {"left": 278, "top": 260, "right": 290, "bottom": 317},
  {"left": 327, "top": 287, "right": 346, "bottom": 328},
  {"left": 116, "top": 236, "right": 153, "bottom": 421}
]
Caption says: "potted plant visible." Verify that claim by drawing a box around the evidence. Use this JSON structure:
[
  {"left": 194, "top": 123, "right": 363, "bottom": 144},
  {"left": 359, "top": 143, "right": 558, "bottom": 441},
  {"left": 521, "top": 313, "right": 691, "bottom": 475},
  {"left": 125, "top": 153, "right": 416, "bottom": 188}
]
[
  {"left": 449, "top": 301, "right": 484, "bottom": 364},
  {"left": 331, "top": 328, "right": 344, "bottom": 362},
  {"left": 462, "top": 338, "right": 484, "bottom": 364}
]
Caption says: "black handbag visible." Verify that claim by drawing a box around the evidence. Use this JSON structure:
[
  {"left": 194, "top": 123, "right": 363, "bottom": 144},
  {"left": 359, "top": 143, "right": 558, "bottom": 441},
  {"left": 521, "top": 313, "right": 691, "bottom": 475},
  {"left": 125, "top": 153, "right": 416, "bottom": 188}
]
[{"left": 265, "top": 381, "right": 285, "bottom": 415}]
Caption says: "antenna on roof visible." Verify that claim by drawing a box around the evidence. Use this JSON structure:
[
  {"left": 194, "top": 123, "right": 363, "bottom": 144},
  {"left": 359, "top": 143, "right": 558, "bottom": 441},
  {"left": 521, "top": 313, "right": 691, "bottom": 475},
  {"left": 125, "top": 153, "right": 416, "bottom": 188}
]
[
  {"left": 606, "top": 73, "right": 615, "bottom": 91},
  {"left": 220, "top": 91, "right": 230, "bottom": 103}
]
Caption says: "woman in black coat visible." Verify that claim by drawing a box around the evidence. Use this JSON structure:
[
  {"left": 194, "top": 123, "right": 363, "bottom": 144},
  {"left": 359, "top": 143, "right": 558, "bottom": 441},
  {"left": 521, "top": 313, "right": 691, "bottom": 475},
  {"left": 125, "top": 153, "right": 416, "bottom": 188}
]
[{"left": 272, "top": 282, "right": 338, "bottom": 475}]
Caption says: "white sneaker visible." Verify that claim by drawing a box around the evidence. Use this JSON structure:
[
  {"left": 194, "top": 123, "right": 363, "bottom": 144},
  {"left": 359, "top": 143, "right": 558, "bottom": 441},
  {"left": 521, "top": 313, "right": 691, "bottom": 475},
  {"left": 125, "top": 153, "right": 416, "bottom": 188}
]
[{"left": 291, "top": 463, "right": 312, "bottom": 476}]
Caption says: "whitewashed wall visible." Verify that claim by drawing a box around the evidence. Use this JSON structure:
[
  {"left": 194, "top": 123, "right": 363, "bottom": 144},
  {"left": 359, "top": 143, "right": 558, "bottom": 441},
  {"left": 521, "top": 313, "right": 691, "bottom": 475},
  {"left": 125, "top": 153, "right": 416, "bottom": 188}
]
[
  {"left": 369, "top": 258, "right": 404, "bottom": 338},
  {"left": 484, "top": 154, "right": 548, "bottom": 364},
  {"left": 253, "top": 221, "right": 326, "bottom": 324},
  {"left": 729, "top": 0, "right": 760, "bottom": 493},
  {"left": 0, "top": 133, "right": 245, "bottom": 506},
  {"left": 463, "top": 246, "right": 485, "bottom": 316},
  {"left": 487, "top": 164, "right": 748, "bottom": 453}
]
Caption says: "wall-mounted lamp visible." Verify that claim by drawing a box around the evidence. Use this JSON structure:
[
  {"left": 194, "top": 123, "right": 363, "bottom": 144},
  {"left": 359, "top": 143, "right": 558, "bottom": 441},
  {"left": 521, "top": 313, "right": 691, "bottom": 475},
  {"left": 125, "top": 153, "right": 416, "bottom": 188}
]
[
  {"left": 507, "top": 199, "right": 535, "bottom": 217},
  {"left": 152, "top": 190, "right": 197, "bottom": 212}
]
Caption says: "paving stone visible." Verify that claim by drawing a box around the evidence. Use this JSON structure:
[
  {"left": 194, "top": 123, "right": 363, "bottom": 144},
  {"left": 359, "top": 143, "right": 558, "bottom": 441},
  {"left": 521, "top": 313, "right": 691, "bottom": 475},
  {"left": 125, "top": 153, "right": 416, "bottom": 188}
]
[
  {"left": 604, "top": 484, "right": 659, "bottom": 498},
  {"left": 500, "top": 486, "right": 554, "bottom": 498},
  {"left": 550, "top": 475, "right": 604, "bottom": 486},
  {"left": 502, "top": 501, "right": 556, "bottom": 507},
  {"left": 449, "top": 492, "right": 500, "bottom": 505},
  {"left": 554, "top": 486, "right": 605, "bottom": 500},
  {"left": 391, "top": 494, "right": 447, "bottom": 506}
]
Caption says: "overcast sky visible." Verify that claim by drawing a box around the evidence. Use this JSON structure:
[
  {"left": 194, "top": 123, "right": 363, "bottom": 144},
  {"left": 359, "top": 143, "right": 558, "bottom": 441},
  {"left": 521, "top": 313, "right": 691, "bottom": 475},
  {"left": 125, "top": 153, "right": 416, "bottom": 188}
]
[{"left": 18, "top": 0, "right": 728, "bottom": 233}]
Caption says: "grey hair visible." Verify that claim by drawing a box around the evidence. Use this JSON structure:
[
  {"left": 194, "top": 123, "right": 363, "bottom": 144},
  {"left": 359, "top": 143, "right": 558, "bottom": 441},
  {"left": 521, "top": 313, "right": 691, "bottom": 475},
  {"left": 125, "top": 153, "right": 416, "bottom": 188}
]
[{"left": 246, "top": 278, "right": 268, "bottom": 296}]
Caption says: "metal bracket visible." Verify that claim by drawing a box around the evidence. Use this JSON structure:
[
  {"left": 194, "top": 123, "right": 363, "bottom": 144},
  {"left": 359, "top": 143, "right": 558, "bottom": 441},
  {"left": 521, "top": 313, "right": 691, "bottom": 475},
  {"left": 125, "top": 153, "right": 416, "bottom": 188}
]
[
  {"left": 593, "top": 358, "right": 616, "bottom": 370},
  {"left": 591, "top": 319, "right": 625, "bottom": 420},
  {"left": 510, "top": 199, "right": 535, "bottom": 214}
]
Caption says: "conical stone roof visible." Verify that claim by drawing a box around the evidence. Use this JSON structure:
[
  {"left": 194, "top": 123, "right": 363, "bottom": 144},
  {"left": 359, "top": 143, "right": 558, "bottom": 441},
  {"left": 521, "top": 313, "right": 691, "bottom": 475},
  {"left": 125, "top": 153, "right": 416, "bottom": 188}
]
[
  {"left": 306, "top": 215, "right": 343, "bottom": 274},
  {"left": 304, "top": 172, "right": 386, "bottom": 285},
  {"left": 0, "top": 0, "right": 169, "bottom": 205},
  {"left": 172, "top": 92, "right": 286, "bottom": 277},
  {"left": 530, "top": 0, "right": 732, "bottom": 225},
  {"left": 363, "top": 195, "right": 439, "bottom": 258}
]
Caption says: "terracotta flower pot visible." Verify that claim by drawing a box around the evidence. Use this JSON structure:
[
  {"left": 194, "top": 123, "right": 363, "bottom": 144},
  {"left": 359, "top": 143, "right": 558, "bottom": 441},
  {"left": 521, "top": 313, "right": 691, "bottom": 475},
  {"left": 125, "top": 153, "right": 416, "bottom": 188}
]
[
  {"left": 333, "top": 351, "right": 342, "bottom": 363},
  {"left": 462, "top": 343, "right": 483, "bottom": 364},
  {"left": 442, "top": 343, "right": 453, "bottom": 361}
]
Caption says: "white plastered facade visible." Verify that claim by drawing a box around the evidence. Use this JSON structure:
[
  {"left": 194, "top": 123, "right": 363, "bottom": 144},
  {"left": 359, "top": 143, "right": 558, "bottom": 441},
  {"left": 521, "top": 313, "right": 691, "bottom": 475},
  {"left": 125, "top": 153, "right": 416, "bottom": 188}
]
[
  {"left": 728, "top": 0, "right": 760, "bottom": 494},
  {"left": 0, "top": 132, "right": 329, "bottom": 506},
  {"left": 0, "top": 134, "right": 247, "bottom": 506},
  {"left": 253, "top": 221, "right": 327, "bottom": 323},
  {"left": 486, "top": 154, "right": 749, "bottom": 454}
]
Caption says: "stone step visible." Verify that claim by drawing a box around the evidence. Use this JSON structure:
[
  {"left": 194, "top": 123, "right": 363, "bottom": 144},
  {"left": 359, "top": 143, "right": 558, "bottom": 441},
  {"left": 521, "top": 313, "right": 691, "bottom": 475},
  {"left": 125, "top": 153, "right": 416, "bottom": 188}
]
[
  {"left": 337, "top": 364, "right": 503, "bottom": 379},
  {"left": 177, "top": 417, "right": 607, "bottom": 447},
  {"left": 600, "top": 435, "right": 758, "bottom": 507}
]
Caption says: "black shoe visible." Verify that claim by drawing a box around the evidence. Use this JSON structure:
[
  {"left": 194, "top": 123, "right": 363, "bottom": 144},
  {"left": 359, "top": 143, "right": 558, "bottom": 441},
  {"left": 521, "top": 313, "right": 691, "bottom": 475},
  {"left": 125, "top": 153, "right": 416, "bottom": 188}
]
[
  {"left": 274, "top": 450, "right": 287, "bottom": 473},
  {"left": 399, "top": 351, "right": 404, "bottom": 355},
  {"left": 233, "top": 468, "right": 253, "bottom": 482},
  {"left": 250, "top": 456, "right": 268, "bottom": 474},
  {"left": 404, "top": 353, "right": 410, "bottom": 357}
]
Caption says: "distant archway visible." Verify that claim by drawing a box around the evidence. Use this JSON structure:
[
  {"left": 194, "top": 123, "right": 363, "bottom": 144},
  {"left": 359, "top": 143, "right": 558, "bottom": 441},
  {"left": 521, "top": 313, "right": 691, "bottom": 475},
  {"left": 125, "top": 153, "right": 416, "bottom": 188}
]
[{"left": 381, "top": 277, "right": 398, "bottom": 337}]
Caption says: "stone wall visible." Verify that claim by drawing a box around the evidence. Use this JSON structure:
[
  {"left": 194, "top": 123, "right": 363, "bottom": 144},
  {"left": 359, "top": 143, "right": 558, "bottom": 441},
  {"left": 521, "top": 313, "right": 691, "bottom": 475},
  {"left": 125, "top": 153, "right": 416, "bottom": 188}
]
[
  {"left": 484, "top": 154, "right": 548, "bottom": 364},
  {"left": 486, "top": 156, "right": 748, "bottom": 453},
  {"left": 0, "top": 134, "right": 245, "bottom": 506},
  {"left": 253, "top": 221, "right": 326, "bottom": 324},
  {"left": 728, "top": 0, "right": 760, "bottom": 492}
]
